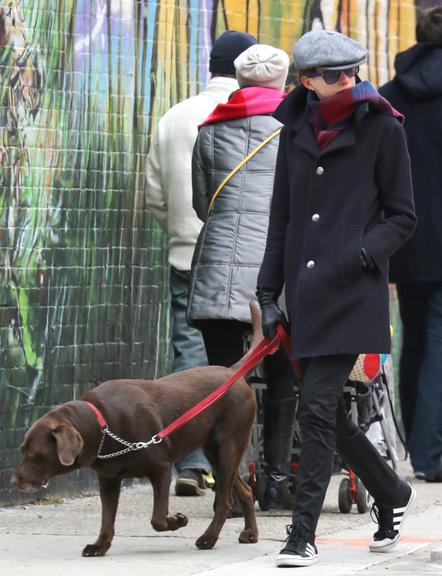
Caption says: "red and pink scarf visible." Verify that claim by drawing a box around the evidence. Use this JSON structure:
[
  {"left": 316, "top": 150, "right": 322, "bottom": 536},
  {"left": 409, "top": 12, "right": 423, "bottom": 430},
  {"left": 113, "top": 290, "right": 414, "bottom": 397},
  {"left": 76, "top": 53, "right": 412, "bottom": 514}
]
[
  {"left": 308, "top": 80, "right": 403, "bottom": 150},
  {"left": 200, "top": 86, "right": 286, "bottom": 127}
]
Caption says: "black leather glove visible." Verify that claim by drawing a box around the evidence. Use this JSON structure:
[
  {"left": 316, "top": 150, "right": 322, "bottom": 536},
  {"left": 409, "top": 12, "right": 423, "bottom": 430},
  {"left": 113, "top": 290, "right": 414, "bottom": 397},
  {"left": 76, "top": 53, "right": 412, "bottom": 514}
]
[
  {"left": 256, "top": 287, "right": 289, "bottom": 340},
  {"left": 360, "top": 247, "right": 376, "bottom": 272}
]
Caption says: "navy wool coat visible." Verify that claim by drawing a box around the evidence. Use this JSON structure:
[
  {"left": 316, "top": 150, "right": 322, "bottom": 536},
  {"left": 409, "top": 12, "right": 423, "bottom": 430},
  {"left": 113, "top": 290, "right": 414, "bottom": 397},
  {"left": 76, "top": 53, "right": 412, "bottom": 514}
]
[
  {"left": 257, "top": 86, "right": 417, "bottom": 358},
  {"left": 380, "top": 44, "right": 442, "bottom": 283}
]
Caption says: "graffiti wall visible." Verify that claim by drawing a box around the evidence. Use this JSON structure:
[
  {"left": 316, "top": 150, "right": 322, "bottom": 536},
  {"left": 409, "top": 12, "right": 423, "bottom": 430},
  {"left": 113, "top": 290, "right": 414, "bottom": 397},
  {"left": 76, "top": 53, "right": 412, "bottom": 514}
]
[{"left": 0, "top": 0, "right": 427, "bottom": 503}]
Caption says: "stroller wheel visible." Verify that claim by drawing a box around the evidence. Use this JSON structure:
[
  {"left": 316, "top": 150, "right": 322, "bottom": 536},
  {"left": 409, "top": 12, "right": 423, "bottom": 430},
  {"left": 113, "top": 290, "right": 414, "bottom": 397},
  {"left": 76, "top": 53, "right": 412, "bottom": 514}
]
[
  {"left": 356, "top": 480, "right": 371, "bottom": 514},
  {"left": 338, "top": 478, "right": 353, "bottom": 513}
]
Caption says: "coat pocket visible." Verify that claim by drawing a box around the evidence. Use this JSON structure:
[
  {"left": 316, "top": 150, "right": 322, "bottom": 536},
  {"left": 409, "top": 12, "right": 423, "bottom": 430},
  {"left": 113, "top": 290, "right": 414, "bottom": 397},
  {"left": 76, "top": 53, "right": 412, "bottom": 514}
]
[{"left": 340, "top": 225, "right": 363, "bottom": 285}]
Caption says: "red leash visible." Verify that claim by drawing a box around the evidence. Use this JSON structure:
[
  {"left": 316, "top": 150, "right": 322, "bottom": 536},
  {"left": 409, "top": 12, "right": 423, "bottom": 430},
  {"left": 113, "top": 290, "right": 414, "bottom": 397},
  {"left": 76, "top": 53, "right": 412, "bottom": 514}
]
[
  {"left": 86, "top": 324, "right": 291, "bottom": 457},
  {"left": 157, "top": 324, "right": 290, "bottom": 440}
]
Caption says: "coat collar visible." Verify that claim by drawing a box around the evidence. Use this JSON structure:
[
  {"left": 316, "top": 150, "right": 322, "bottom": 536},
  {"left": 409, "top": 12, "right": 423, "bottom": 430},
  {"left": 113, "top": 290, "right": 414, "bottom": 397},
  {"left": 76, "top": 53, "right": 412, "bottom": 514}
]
[
  {"left": 201, "top": 76, "right": 239, "bottom": 96},
  {"left": 273, "top": 84, "right": 370, "bottom": 157}
]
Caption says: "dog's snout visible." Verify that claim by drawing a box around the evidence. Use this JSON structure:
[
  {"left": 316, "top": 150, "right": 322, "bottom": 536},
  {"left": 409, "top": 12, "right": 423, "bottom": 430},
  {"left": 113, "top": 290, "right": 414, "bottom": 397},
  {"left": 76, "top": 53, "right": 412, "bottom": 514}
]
[
  {"left": 11, "top": 474, "right": 41, "bottom": 493},
  {"left": 11, "top": 466, "right": 45, "bottom": 493},
  {"left": 11, "top": 472, "right": 24, "bottom": 490}
]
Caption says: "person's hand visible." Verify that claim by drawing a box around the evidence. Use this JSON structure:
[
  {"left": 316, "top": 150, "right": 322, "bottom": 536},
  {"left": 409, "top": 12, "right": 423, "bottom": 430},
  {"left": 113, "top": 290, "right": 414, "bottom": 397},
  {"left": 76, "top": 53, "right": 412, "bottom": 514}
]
[{"left": 256, "top": 287, "right": 289, "bottom": 340}]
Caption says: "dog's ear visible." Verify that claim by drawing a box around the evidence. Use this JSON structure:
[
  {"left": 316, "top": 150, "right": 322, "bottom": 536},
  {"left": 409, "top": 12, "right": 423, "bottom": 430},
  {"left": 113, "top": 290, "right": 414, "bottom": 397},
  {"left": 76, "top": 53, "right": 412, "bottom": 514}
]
[{"left": 51, "top": 424, "right": 84, "bottom": 466}]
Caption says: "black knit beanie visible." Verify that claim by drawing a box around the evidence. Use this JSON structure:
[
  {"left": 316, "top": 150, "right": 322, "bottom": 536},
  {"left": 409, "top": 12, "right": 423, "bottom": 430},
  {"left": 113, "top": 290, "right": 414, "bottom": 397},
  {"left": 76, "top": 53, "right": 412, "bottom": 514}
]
[{"left": 209, "top": 30, "right": 258, "bottom": 75}]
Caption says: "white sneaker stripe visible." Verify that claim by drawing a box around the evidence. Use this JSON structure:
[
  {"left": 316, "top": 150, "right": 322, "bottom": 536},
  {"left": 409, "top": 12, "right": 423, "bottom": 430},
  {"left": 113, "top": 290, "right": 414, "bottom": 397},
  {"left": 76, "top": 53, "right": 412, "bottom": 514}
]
[{"left": 306, "top": 544, "right": 316, "bottom": 554}]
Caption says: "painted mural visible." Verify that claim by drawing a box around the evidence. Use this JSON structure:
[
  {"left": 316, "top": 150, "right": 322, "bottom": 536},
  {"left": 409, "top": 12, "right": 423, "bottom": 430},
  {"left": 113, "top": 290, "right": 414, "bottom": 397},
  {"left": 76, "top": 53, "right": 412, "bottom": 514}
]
[{"left": 0, "top": 0, "right": 428, "bottom": 502}]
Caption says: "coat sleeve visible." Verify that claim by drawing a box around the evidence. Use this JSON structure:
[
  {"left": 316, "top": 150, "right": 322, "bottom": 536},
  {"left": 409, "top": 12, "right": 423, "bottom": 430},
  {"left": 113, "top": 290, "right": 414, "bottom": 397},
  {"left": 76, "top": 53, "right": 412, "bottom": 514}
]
[
  {"left": 256, "top": 128, "right": 290, "bottom": 293},
  {"left": 192, "top": 132, "right": 209, "bottom": 223},
  {"left": 363, "top": 119, "right": 417, "bottom": 275},
  {"left": 145, "top": 123, "right": 168, "bottom": 230}
]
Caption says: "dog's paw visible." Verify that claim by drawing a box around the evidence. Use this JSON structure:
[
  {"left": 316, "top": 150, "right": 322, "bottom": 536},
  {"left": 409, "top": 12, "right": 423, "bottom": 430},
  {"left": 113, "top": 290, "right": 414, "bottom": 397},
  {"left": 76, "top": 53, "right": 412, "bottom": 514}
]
[
  {"left": 175, "top": 512, "right": 188, "bottom": 527},
  {"left": 195, "top": 533, "right": 217, "bottom": 550},
  {"left": 167, "top": 512, "right": 188, "bottom": 530},
  {"left": 239, "top": 529, "right": 258, "bottom": 544},
  {"left": 82, "top": 543, "right": 111, "bottom": 557}
]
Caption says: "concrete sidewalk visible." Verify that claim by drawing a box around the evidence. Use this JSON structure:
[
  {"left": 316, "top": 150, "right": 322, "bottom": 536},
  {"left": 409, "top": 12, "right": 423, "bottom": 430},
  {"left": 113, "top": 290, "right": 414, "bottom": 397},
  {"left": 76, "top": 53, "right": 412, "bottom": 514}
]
[{"left": 1, "top": 466, "right": 441, "bottom": 576}]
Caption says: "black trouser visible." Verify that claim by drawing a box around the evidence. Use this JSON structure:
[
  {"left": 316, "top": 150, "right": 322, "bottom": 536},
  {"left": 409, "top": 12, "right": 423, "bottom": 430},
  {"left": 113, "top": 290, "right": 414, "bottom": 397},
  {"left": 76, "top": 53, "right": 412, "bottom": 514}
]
[
  {"left": 396, "top": 282, "right": 442, "bottom": 473},
  {"left": 294, "top": 354, "right": 407, "bottom": 537},
  {"left": 196, "top": 319, "right": 294, "bottom": 401}
]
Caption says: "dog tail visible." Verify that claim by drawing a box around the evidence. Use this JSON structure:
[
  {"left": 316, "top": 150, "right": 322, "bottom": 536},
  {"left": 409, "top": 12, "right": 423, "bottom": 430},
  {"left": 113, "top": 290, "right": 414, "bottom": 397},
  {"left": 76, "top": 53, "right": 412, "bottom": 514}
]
[
  {"left": 230, "top": 301, "right": 264, "bottom": 376},
  {"left": 248, "top": 300, "right": 263, "bottom": 350}
]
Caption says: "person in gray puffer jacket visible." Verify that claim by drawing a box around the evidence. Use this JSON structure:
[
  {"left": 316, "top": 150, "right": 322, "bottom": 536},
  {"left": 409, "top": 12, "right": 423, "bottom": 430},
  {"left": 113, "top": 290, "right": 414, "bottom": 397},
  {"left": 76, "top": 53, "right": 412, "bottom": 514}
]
[{"left": 188, "top": 44, "right": 296, "bottom": 511}]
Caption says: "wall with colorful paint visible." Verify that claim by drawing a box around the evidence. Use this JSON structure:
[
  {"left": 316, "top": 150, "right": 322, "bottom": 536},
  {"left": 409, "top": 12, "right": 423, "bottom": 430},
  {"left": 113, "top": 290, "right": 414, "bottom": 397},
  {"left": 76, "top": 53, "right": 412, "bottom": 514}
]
[{"left": 0, "top": 0, "right": 428, "bottom": 503}]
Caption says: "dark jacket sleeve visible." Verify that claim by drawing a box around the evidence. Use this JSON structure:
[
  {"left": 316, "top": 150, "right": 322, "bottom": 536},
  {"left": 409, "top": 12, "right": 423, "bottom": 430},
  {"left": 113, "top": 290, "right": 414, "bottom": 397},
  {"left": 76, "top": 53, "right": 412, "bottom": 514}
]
[
  {"left": 363, "top": 119, "right": 417, "bottom": 275},
  {"left": 257, "top": 128, "right": 290, "bottom": 293},
  {"left": 192, "top": 132, "right": 209, "bottom": 223}
]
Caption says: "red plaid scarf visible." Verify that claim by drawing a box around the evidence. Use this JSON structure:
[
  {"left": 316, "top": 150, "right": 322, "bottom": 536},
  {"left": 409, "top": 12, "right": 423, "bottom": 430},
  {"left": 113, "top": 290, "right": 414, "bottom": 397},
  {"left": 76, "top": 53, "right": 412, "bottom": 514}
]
[
  {"left": 308, "top": 80, "right": 404, "bottom": 150},
  {"left": 200, "top": 86, "right": 286, "bottom": 127}
]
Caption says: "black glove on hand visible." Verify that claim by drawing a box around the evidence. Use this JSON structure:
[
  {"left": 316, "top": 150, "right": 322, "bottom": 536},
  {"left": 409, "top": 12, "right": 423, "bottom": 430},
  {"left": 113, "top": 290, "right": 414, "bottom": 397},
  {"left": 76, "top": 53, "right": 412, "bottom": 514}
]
[
  {"left": 360, "top": 247, "right": 376, "bottom": 272},
  {"left": 256, "top": 287, "right": 289, "bottom": 340}
]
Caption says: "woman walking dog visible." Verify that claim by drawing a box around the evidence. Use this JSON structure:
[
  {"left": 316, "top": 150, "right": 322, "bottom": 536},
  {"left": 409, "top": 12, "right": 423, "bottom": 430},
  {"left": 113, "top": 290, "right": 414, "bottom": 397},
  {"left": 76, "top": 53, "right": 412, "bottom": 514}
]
[{"left": 257, "top": 30, "right": 417, "bottom": 567}]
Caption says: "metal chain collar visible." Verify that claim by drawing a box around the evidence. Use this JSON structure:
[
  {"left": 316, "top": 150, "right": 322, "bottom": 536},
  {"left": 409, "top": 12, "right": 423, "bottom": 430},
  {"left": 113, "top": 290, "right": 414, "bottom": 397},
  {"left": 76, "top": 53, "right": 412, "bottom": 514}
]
[{"left": 96, "top": 427, "right": 162, "bottom": 460}]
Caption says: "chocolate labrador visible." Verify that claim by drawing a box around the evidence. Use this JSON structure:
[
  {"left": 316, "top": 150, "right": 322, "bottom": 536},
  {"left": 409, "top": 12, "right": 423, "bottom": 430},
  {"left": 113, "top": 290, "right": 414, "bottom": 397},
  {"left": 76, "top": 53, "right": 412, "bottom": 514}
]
[{"left": 11, "top": 306, "right": 262, "bottom": 556}]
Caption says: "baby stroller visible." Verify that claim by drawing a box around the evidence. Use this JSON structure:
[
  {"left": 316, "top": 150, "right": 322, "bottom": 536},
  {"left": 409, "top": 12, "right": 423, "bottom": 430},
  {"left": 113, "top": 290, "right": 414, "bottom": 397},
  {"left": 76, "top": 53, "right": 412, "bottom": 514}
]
[{"left": 245, "top": 352, "right": 403, "bottom": 515}]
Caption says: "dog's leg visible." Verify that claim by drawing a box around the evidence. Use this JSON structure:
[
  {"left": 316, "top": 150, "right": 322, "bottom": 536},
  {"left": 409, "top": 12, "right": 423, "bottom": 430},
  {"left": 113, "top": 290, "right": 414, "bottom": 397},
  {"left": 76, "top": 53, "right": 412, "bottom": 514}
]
[
  {"left": 150, "top": 465, "right": 188, "bottom": 532},
  {"left": 82, "top": 475, "right": 121, "bottom": 557},
  {"left": 233, "top": 472, "right": 258, "bottom": 543},
  {"left": 195, "top": 443, "right": 236, "bottom": 550}
]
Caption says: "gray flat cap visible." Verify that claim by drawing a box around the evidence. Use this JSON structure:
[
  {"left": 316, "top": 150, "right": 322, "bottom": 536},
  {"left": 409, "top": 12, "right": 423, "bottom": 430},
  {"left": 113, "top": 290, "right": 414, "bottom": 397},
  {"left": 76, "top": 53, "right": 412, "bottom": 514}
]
[{"left": 293, "top": 30, "right": 367, "bottom": 71}]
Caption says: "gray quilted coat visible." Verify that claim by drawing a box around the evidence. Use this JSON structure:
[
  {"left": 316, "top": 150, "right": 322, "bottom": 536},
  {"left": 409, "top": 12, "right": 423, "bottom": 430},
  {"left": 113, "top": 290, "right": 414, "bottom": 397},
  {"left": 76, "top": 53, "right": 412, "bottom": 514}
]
[{"left": 187, "top": 113, "right": 282, "bottom": 323}]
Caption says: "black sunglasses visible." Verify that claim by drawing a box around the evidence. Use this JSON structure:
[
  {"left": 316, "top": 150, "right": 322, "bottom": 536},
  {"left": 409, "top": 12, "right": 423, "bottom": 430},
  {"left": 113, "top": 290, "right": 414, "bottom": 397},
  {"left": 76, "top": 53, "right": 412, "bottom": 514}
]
[{"left": 307, "top": 66, "right": 360, "bottom": 85}]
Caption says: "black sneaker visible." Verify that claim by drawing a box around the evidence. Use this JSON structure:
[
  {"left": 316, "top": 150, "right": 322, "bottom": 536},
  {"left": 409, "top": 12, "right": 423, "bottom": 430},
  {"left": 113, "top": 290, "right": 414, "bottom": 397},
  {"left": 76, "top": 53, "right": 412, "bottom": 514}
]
[
  {"left": 369, "top": 482, "right": 416, "bottom": 552},
  {"left": 277, "top": 524, "right": 318, "bottom": 567},
  {"left": 175, "top": 469, "right": 206, "bottom": 496}
]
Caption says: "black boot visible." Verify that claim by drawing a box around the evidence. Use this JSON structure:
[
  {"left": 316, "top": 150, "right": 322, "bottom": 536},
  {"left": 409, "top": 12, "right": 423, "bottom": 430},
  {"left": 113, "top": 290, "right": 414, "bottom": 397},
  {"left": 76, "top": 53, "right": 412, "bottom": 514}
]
[{"left": 259, "top": 396, "right": 296, "bottom": 510}]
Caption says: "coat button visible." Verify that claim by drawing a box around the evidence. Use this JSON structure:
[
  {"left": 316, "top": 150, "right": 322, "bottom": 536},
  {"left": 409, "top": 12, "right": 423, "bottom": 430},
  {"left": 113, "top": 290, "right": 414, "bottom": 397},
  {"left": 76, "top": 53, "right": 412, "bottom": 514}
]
[
  {"left": 316, "top": 166, "right": 324, "bottom": 175},
  {"left": 312, "top": 213, "right": 320, "bottom": 222},
  {"left": 306, "top": 260, "right": 315, "bottom": 269}
]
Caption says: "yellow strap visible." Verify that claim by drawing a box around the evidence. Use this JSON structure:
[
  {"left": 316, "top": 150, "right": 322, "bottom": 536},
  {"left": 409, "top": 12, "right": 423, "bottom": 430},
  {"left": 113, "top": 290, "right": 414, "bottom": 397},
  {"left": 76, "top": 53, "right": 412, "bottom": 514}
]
[{"left": 207, "top": 128, "right": 282, "bottom": 215}]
